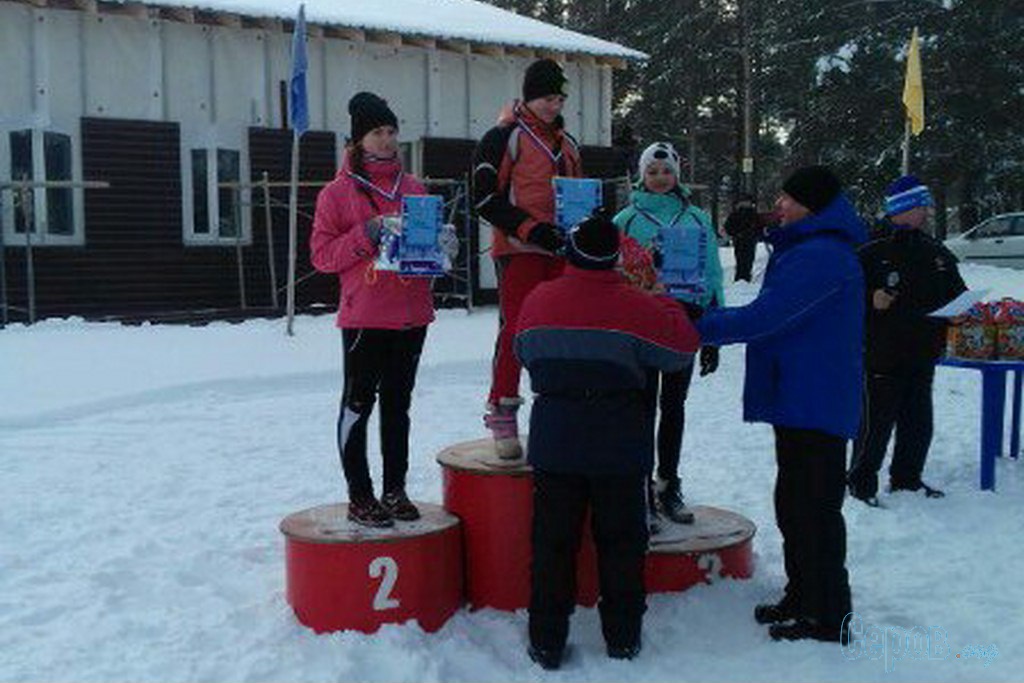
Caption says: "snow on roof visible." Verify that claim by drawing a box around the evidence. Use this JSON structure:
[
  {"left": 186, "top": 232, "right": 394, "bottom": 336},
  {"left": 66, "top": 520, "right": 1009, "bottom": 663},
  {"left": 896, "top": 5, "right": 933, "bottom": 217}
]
[{"left": 133, "top": 0, "right": 647, "bottom": 60}]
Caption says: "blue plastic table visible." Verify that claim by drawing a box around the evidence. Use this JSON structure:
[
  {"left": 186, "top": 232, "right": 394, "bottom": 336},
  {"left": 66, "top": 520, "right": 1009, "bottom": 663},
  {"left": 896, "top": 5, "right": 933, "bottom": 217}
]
[{"left": 938, "top": 357, "right": 1024, "bottom": 491}]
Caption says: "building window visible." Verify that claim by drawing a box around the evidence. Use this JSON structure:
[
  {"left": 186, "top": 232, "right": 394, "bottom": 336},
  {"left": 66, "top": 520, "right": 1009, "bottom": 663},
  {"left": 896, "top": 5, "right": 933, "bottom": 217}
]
[
  {"left": 185, "top": 147, "right": 247, "bottom": 245},
  {"left": 3, "top": 129, "right": 78, "bottom": 244},
  {"left": 217, "top": 149, "right": 240, "bottom": 239}
]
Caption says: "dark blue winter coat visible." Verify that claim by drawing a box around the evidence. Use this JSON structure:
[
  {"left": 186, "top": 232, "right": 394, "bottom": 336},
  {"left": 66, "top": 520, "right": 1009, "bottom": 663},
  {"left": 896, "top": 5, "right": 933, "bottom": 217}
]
[
  {"left": 697, "top": 195, "right": 867, "bottom": 439},
  {"left": 514, "top": 266, "right": 699, "bottom": 475}
]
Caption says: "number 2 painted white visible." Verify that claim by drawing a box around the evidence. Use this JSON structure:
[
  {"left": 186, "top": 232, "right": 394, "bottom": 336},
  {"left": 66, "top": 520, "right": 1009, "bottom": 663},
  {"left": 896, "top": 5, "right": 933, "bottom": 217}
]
[
  {"left": 697, "top": 552, "right": 723, "bottom": 584},
  {"left": 369, "top": 556, "right": 401, "bottom": 611}
]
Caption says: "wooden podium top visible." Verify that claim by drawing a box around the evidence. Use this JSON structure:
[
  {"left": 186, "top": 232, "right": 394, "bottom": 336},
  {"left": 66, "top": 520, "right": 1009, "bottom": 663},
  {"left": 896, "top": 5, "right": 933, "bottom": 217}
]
[
  {"left": 436, "top": 437, "right": 533, "bottom": 476},
  {"left": 280, "top": 502, "right": 459, "bottom": 545},
  {"left": 650, "top": 505, "right": 756, "bottom": 554}
]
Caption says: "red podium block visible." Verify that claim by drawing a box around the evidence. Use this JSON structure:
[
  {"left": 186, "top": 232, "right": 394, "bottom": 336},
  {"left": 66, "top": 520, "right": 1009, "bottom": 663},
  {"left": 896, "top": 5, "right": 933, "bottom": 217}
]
[
  {"left": 646, "top": 506, "right": 756, "bottom": 590},
  {"left": 438, "top": 438, "right": 756, "bottom": 611},
  {"left": 280, "top": 503, "right": 463, "bottom": 634},
  {"left": 438, "top": 438, "right": 602, "bottom": 610}
]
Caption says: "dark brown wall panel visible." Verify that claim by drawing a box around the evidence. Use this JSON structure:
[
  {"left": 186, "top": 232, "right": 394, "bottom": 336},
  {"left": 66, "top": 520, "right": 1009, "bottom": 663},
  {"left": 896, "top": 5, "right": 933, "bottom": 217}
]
[
  {"left": 1, "top": 119, "right": 338, "bottom": 323},
  {"left": 247, "top": 128, "right": 337, "bottom": 312}
]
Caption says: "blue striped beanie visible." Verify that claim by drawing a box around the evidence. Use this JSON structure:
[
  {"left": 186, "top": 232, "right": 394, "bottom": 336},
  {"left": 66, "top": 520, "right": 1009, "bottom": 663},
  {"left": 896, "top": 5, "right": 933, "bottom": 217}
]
[{"left": 885, "top": 175, "right": 934, "bottom": 217}]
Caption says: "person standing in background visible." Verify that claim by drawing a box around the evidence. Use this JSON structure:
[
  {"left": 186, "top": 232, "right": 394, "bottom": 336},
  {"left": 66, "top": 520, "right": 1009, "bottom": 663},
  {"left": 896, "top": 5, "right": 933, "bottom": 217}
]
[
  {"left": 848, "top": 175, "right": 966, "bottom": 507},
  {"left": 724, "top": 193, "right": 762, "bottom": 282}
]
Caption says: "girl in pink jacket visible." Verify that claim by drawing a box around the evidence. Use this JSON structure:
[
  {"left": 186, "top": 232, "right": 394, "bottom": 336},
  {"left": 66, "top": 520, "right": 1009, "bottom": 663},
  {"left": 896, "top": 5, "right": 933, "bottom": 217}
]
[{"left": 310, "top": 92, "right": 434, "bottom": 528}]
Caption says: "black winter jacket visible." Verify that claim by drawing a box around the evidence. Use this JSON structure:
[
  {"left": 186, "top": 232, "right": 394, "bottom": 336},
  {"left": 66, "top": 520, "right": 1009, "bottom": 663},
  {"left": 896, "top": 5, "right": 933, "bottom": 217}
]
[{"left": 858, "top": 222, "right": 967, "bottom": 374}]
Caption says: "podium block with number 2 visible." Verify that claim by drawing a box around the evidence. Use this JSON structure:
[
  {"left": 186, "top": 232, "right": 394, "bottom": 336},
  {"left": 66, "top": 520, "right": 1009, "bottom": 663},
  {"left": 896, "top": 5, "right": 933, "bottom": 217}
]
[{"left": 280, "top": 503, "right": 463, "bottom": 634}]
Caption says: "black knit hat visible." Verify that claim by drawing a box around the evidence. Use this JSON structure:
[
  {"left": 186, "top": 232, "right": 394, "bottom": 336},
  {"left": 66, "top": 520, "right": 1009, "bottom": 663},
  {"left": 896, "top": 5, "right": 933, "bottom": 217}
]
[
  {"left": 522, "top": 59, "right": 568, "bottom": 102},
  {"left": 567, "top": 214, "right": 620, "bottom": 270},
  {"left": 782, "top": 165, "right": 843, "bottom": 214},
  {"left": 348, "top": 92, "right": 398, "bottom": 143}
]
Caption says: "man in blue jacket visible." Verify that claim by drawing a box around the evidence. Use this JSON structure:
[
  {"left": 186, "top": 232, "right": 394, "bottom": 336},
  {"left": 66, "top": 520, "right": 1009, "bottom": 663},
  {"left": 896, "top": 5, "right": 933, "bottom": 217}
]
[{"left": 697, "top": 166, "right": 866, "bottom": 643}]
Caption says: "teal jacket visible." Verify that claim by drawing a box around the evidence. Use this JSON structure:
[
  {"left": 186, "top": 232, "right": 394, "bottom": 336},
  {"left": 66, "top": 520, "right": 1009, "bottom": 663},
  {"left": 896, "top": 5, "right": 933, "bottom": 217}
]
[{"left": 613, "top": 188, "right": 725, "bottom": 308}]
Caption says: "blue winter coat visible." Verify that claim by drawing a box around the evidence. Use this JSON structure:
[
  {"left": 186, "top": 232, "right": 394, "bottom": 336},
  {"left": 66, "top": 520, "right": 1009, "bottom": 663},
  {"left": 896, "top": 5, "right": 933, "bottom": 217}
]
[{"left": 696, "top": 195, "right": 867, "bottom": 439}]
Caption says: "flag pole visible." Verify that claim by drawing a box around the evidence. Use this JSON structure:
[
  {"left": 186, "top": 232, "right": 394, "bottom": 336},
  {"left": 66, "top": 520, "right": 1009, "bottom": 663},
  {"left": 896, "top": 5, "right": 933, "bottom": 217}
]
[
  {"left": 285, "top": 3, "right": 307, "bottom": 337},
  {"left": 901, "top": 118, "right": 911, "bottom": 175},
  {"left": 286, "top": 129, "right": 300, "bottom": 336}
]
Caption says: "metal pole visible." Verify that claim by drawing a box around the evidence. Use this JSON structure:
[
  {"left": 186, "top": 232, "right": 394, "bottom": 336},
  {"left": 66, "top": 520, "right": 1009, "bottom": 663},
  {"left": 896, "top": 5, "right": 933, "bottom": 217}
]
[
  {"left": 262, "top": 171, "right": 279, "bottom": 309},
  {"left": 235, "top": 223, "right": 247, "bottom": 310},
  {"left": 463, "top": 175, "right": 474, "bottom": 313},
  {"left": 19, "top": 186, "right": 36, "bottom": 325},
  {"left": 740, "top": 0, "right": 754, "bottom": 195},
  {"left": 0, "top": 191, "right": 7, "bottom": 329},
  {"left": 901, "top": 119, "right": 912, "bottom": 175},
  {"left": 286, "top": 131, "right": 300, "bottom": 336}
]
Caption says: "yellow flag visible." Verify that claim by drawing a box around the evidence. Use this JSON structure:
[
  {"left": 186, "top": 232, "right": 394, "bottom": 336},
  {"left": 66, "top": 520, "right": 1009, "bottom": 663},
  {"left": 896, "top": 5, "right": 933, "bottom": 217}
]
[{"left": 902, "top": 27, "right": 925, "bottom": 135}]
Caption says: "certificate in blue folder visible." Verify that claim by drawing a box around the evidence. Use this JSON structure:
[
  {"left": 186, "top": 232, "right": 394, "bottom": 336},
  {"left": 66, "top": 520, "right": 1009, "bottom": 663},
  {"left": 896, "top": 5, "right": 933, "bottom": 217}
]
[
  {"left": 553, "top": 177, "right": 602, "bottom": 233},
  {"left": 399, "top": 195, "right": 445, "bottom": 277}
]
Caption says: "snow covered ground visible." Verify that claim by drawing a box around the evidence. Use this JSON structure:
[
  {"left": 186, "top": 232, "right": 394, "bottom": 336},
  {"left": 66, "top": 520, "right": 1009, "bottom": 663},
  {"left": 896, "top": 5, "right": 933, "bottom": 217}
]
[{"left": 1, "top": 258, "right": 1022, "bottom": 682}]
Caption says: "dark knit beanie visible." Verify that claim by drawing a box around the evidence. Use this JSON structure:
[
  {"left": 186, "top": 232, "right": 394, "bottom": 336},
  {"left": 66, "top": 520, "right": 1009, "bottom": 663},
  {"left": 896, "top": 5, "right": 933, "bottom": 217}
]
[
  {"left": 567, "top": 215, "right": 620, "bottom": 270},
  {"left": 348, "top": 92, "right": 399, "bottom": 143},
  {"left": 522, "top": 59, "right": 568, "bottom": 102},
  {"left": 782, "top": 165, "right": 843, "bottom": 214}
]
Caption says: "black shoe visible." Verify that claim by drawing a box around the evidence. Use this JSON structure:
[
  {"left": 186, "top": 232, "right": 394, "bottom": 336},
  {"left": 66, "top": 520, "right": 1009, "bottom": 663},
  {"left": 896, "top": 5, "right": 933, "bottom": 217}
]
[
  {"left": 607, "top": 642, "right": 641, "bottom": 660},
  {"left": 754, "top": 597, "right": 799, "bottom": 625},
  {"left": 890, "top": 481, "right": 946, "bottom": 498},
  {"left": 769, "top": 618, "right": 847, "bottom": 643},
  {"left": 656, "top": 478, "right": 695, "bottom": 524},
  {"left": 854, "top": 493, "right": 882, "bottom": 508},
  {"left": 527, "top": 645, "right": 564, "bottom": 670},
  {"left": 646, "top": 480, "right": 662, "bottom": 535},
  {"left": 347, "top": 495, "right": 394, "bottom": 528},
  {"left": 381, "top": 490, "right": 421, "bottom": 521},
  {"left": 848, "top": 482, "right": 883, "bottom": 508}
]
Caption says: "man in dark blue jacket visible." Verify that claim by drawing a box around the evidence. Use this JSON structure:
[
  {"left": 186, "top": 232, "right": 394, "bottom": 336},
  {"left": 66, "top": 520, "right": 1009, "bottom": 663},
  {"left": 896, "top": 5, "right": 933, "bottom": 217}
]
[
  {"left": 514, "top": 215, "right": 699, "bottom": 669},
  {"left": 697, "top": 165, "right": 866, "bottom": 643}
]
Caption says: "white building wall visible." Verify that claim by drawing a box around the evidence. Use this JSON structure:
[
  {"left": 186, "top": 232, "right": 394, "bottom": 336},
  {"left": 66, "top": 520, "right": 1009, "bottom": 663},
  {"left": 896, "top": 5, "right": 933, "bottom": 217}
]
[
  {"left": 1, "top": 2, "right": 613, "bottom": 148},
  {"left": 0, "top": 4, "right": 34, "bottom": 127},
  {"left": 438, "top": 51, "right": 469, "bottom": 139}
]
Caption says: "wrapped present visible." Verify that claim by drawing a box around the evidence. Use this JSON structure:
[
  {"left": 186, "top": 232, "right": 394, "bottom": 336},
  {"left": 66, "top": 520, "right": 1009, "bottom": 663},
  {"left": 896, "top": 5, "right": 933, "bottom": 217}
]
[
  {"left": 993, "top": 298, "right": 1024, "bottom": 360},
  {"left": 619, "top": 234, "right": 658, "bottom": 291},
  {"left": 946, "top": 302, "right": 997, "bottom": 360}
]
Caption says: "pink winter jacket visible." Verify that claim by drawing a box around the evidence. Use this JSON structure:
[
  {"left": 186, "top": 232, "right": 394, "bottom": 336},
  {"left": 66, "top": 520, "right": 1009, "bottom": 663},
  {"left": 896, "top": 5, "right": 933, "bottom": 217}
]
[{"left": 310, "top": 154, "right": 435, "bottom": 330}]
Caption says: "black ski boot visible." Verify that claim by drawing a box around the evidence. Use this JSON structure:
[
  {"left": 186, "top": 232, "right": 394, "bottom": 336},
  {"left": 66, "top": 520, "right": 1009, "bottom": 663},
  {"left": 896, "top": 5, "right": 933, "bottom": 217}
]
[{"left": 655, "top": 477, "right": 695, "bottom": 524}]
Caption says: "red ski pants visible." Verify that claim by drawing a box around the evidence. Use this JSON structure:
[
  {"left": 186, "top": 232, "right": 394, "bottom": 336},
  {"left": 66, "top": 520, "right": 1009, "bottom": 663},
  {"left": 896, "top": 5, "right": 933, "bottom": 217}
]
[{"left": 488, "top": 253, "right": 564, "bottom": 405}]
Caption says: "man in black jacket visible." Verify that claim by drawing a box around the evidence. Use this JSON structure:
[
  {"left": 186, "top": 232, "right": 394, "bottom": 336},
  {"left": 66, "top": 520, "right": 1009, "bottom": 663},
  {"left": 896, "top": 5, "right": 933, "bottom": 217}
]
[
  {"left": 848, "top": 176, "right": 967, "bottom": 506},
  {"left": 723, "top": 193, "right": 762, "bottom": 282}
]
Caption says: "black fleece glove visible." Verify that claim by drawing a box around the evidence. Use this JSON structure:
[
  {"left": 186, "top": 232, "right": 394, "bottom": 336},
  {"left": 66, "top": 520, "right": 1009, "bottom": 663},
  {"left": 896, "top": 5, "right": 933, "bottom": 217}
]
[
  {"left": 699, "top": 345, "right": 720, "bottom": 376},
  {"left": 526, "top": 222, "right": 565, "bottom": 254}
]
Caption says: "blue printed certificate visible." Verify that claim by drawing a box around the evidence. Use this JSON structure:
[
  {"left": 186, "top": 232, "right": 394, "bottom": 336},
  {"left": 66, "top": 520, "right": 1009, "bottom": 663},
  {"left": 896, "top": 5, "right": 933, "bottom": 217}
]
[
  {"left": 398, "top": 195, "right": 445, "bottom": 277},
  {"left": 553, "top": 177, "right": 602, "bottom": 233}
]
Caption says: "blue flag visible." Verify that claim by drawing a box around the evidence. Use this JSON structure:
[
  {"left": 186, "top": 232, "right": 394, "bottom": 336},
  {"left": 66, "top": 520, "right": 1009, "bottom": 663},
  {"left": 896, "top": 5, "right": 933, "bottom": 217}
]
[{"left": 289, "top": 4, "right": 309, "bottom": 135}]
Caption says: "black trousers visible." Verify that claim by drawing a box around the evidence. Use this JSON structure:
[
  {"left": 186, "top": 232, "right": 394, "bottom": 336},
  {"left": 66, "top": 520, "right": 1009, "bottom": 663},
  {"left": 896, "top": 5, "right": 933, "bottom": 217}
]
[
  {"left": 643, "top": 363, "right": 696, "bottom": 483},
  {"left": 733, "top": 236, "right": 757, "bottom": 282},
  {"left": 773, "top": 427, "right": 852, "bottom": 628},
  {"left": 337, "top": 326, "right": 427, "bottom": 499},
  {"left": 849, "top": 366, "right": 935, "bottom": 498},
  {"left": 529, "top": 469, "right": 649, "bottom": 651}
]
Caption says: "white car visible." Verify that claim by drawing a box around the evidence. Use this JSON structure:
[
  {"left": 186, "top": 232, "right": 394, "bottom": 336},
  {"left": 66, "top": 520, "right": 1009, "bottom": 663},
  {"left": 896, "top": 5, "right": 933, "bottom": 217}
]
[{"left": 944, "top": 212, "right": 1024, "bottom": 269}]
